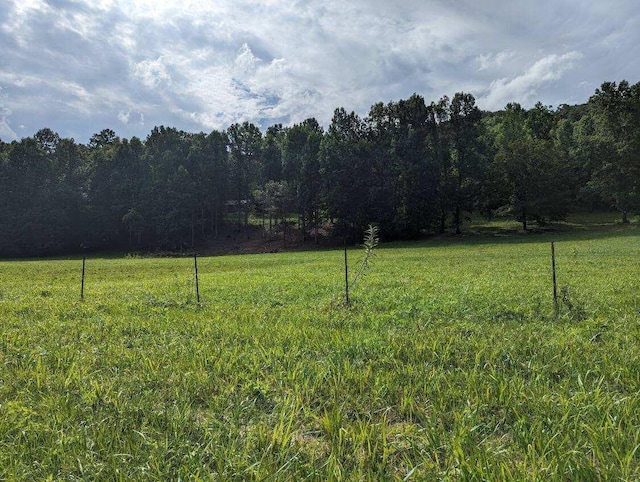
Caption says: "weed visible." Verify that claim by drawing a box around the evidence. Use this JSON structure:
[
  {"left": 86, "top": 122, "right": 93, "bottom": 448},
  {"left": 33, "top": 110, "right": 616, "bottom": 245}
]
[
  {"left": 343, "top": 224, "right": 380, "bottom": 306},
  {"left": 351, "top": 224, "right": 380, "bottom": 290},
  {"left": 559, "top": 285, "right": 588, "bottom": 321}
]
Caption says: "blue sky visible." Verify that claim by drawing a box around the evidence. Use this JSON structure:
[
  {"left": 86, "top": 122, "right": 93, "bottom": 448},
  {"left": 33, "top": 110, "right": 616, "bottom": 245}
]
[{"left": 1, "top": 0, "right": 639, "bottom": 142}]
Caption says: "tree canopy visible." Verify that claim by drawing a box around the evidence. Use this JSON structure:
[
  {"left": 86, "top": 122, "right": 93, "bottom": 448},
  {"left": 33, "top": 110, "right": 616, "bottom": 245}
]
[{"left": 0, "top": 80, "right": 638, "bottom": 256}]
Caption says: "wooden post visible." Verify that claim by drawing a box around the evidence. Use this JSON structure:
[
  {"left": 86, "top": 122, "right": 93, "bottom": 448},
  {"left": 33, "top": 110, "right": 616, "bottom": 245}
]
[
  {"left": 344, "top": 237, "right": 350, "bottom": 306},
  {"left": 80, "top": 257, "right": 86, "bottom": 301},
  {"left": 551, "top": 242, "right": 558, "bottom": 316},
  {"left": 194, "top": 254, "right": 200, "bottom": 304}
]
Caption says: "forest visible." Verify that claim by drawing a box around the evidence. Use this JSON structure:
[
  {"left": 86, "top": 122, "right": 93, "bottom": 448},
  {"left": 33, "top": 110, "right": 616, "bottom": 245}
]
[{"left": 0, "top": 80, "right": 638, "bottom": 257}]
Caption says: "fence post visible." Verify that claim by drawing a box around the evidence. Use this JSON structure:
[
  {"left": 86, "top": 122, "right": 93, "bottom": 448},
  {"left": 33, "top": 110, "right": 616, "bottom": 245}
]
[
  {"left": 344, "top": 237, "right": 350, "bottom": 306},
  {"left": 80, "top": 257, "right": 86, "bottom": 301},
  {"left": 194, "top": 254, "right": 200, "bottom": 304},
  {"left": 551, "top": 242, "right": 558, "bottom": 317}
]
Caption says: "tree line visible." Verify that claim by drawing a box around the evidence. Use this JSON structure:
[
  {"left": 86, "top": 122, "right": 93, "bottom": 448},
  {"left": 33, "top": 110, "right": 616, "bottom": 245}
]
[{"left": 0, "top": 80, "right": 638, "bottom": 257}]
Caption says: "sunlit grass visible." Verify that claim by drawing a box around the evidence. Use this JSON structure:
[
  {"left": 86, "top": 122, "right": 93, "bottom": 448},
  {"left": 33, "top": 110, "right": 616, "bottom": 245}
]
[{"left": 0, "top": 222, "right": 638, "bottom": 480}]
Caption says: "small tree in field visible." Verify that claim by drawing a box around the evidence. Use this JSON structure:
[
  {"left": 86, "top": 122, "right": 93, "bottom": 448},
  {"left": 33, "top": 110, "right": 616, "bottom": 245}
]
[{"left": 344, "top": 224, "right": 379, "bottom": 306}]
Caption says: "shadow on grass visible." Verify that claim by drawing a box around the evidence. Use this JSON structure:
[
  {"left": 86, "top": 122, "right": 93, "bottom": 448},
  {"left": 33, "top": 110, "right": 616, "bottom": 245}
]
[{"left": 378, "top": 215, "right": 639, "bottom": 251}]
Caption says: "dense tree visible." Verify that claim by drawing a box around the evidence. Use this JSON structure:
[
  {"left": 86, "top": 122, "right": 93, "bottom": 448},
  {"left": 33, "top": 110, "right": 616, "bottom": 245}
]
[
  {"left": 320, "top": 108, "right": 375, "bottom": 239},
  {"left": 426, "top": 96, "right": 453, "bottom": 233},
  {"left": 34, "top": 127, "right": 61, "bottom": 155},
  {"left": 393, "top": 95, "right": 438, "bottom": 235},
  {"left": 144, "top": 126, "right": 195, "bottom": 248},
  {"left": 447, "top": 93, "right": 485, "bottom": 233},
  {"left": 1, "top": 80, "right": 637, "bottom": 257},
  {"left": 261, "top": 124, "right": 284, "bottom": 183},
  {"left": 363, "top": 102, "right": 397, "bottom": 234},
  {"left": 227, "top": 122, "right": 262, "bottom": 226},
  {"left": 586, "top": 81, "right": 640, "bottom": 222},
  {"left": 283, "top": 118, "right": 323, "bottom": 240},
  {"left": 202, "top": 130, "right": 230, "bottom": 237},
  {"left": 0, "top": 138, "right": 51, "bottom": 254},
  {"left": 491, "top": 104, "right": 570, "bottom": 230}
]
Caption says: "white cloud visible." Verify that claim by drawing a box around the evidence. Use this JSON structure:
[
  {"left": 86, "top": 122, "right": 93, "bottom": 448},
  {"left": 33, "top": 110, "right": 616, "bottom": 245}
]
[
  {"left": 0, "top": 116, "right": 16, "bottom": 142},
  {"left": 234, "top": 43, "right": 261, "bottom": 75},
  {"left": 0, "top": 87, "right": 17, "bottom": 141},
  {"left": 133, "top": 57, "right": 172, "bottom": 89},
  {"left": 478, "top": 52, "right": 584, "bottom": 110},
  {"left": 0, "top": 110, "right": 17, "bottom": 141},
  {"left": 118, "top": 110, "right": 130, "bottom": 124},
  {"left": 477, "top": 51, "right": 518, "bottom": 72},
  {"left": 0, "top": 0, "right": 638, "bottom": 141}
]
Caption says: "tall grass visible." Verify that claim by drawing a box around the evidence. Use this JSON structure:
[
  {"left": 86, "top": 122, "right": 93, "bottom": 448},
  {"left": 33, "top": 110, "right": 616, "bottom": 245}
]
[{"left": 0, "top": 224, "right": 638, "bottom": 480}]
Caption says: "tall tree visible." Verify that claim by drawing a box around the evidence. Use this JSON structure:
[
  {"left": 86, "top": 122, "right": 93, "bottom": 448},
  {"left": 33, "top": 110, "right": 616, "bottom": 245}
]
[
  {"left": 283, "top": 118, "right": 323, "bottom": 240},
  {"left": 364, "top": 101, "right": 398, "bottom": 234},
  {"left": 87, "top": 128, "right": 123, "bottom": 247},
  {"left": 320, "top": 108, "right": 374, "bottom": 239},
  {"left": 448, "top": 92, "right": 485, "bottom": 233},
  {"left": 227, "top": 122, "right": 262, "bottom": 226},
  {"left": 261, "top": 124, "right": 284, "bottom": 183},
  {"left": 587, "top": 80, "right": 640, "bottom": 222},
  {"left": 143, "top": 126, "right": 194, "bottom": 248},
  {"left": 186, "top": 130, "right": 230, "bottom": 239},
  {"left": 1, "top": 137, "right": 54, "bottom": 254},
  {"left": 426, "top": 96, "right": 453, "bottom": 233},
  {"left": 492, "top": 103, "right": 570, "bottom": 230},
  {"left": 391, "top": 95, "right": 441, "bottom": 236}
]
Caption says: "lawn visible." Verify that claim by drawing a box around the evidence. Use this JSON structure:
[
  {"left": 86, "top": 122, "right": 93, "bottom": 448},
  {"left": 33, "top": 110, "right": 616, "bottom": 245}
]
[{"left": 0, "top": 221, "right": 638, "bottom": 480}]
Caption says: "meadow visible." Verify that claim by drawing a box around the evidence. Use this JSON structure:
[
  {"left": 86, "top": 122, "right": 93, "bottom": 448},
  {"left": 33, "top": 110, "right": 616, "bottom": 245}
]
[{"left": 0, "top": 220, "right": 638, "bottom": 480}]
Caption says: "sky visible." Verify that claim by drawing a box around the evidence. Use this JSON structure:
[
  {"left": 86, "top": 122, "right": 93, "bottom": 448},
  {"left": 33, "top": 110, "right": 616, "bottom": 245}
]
[{"left": 0, "top": 0, "right": 639, "bottom": 143}]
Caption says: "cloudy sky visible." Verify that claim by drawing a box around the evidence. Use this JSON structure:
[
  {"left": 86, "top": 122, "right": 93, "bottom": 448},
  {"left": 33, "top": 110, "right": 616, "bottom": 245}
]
[{"left": 1, "top": 0, "right": 639, "bottom": 142}]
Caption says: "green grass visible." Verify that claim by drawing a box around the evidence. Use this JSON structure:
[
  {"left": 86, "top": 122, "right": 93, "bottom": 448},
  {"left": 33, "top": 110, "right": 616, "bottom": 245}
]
[{"left": 0, "top": 223, "right": 639, "bottom": 480}]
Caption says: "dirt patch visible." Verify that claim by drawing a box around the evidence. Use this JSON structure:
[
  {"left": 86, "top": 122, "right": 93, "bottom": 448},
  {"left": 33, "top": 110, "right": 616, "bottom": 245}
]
[{"left": 196, "top": 224, "right": 343, "bottom": 257}]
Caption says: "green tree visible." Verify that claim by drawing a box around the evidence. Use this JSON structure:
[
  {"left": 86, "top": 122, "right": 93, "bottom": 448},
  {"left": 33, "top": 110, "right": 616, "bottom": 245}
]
[
  {"left": 143, "top": 126, "right": 194, "bottom": 248},
  {"left": 261, "top": 124, "right": 284, "bottom": 183},
  {"left": 227, "top": 122, "right": 262, "bottom": 226},
  {"left": 1, "top": 137, "right": 54, "bottom": 254},
  {"left": 587, "top": 80, "right": 640, "bottom": 222},
  {"left": 283, "top": 118, "right": 324, "bottom": 241},
  {"left": 389, "top": 95, "right": 441, "bottom": 236},
  {"left": 448, "top": 92, "right": 485, "bottom": 233},
  {"left": 320, "top": 108, "right": 374, "bottom": 239},
  {"left": 426, "top": 96, "right": 454, "bottom": 233},
  {"left": 492, "top": 103, "right": 569, "bottom": 230},
  {"left": 86, "top": 128, "right": 123, "bottom": 247}
]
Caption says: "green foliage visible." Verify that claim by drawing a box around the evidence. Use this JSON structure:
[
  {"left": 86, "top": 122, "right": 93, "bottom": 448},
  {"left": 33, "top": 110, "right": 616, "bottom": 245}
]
[
  {"left": 351, "top": 224, "right": 380, "bottom": 289},
  {"left": 491, "top": 103, "right": 572, "bottom": 229},
  {"left": 1, "top": 81, "right": 639, "bottom": 257},
  {"left": 585, "top": 81, "right": 640, "bottom": 221},
  {"left": 0, "top": 222, "right": 638, "bottom": 479}
]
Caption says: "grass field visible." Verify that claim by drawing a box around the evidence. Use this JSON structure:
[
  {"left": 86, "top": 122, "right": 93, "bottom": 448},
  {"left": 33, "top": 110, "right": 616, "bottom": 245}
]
[{"left": 0, "top": 220, "right": 639, "bottom": 480}]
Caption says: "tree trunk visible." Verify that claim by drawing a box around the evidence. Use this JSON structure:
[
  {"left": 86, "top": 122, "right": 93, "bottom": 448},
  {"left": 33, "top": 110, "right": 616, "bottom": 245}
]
[
  {"left": 283, "top": 217, "right": 286, "bottom": 248},
  {"left": 214, "top": 204, "right": 219, "bottom": 238},
  {"left": 191, "top": 212, "right": 195, "bottom": 247},
  {"left": 439, "top": 208, "right": 446, "bottom": 233},
  {"left": 302, "top": 214, "right": 306, "bottom": 243},
  {"left": 454, "top": 205, "right": 461, "bottom": 235},
  {"left": 522, "top": 208, "right": 528, "bottom": 231},
  {"left": 622, "top": 210, "right": 629, "bottom": 224}
]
